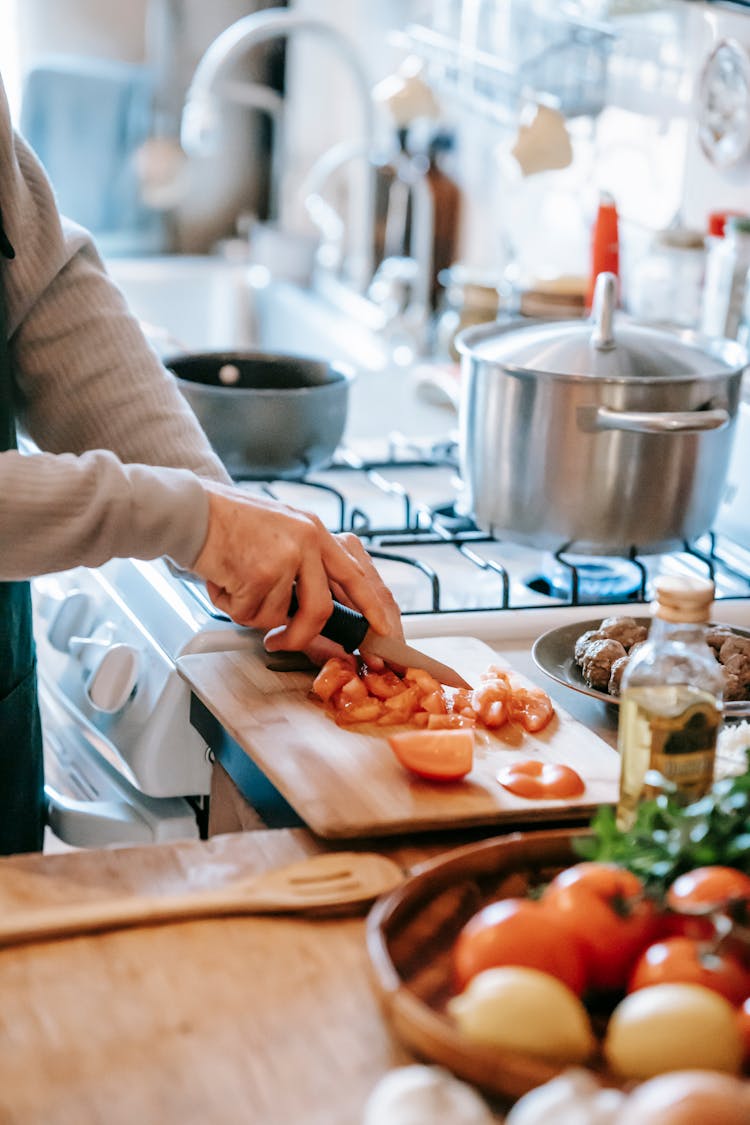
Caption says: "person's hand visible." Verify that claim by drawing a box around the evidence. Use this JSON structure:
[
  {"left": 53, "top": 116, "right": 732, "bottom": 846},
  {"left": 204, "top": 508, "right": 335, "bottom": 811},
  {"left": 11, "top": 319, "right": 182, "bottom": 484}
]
[{"left": 191, "top": 482, "right": 403, "bottom": 655}]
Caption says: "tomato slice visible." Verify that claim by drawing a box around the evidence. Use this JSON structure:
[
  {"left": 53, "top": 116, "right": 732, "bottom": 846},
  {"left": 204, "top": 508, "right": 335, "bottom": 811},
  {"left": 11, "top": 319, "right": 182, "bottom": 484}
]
[
  {"left": 387, "top": 729, "right": 474, "bottom": 781},
  {"left": 497, "top": 759, "right": 585, "bottom": 800}
]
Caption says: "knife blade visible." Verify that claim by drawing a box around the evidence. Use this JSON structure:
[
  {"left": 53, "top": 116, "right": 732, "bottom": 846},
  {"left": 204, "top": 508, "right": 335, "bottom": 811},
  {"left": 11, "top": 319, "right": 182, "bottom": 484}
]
[{"left": 287, "top": 591, "right": 472, "bottom": 690}]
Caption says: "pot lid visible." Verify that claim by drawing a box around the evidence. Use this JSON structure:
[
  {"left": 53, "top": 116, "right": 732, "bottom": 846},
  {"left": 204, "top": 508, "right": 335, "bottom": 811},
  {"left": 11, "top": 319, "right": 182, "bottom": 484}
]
[{"left": 456, "top": 273, "right": 746, "bottom": 380}]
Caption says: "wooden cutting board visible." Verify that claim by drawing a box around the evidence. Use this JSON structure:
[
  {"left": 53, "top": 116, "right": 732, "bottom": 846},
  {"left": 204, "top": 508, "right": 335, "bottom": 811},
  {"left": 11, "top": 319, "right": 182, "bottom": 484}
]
[{"left": 177, "top": 636, "right": 620, "bottom": 839}]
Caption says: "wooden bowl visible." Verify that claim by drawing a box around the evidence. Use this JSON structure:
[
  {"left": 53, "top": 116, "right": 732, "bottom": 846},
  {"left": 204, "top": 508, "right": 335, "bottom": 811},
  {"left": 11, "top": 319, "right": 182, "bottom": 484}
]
[{"left": 366, "top": 827, "right": 618, "bottom": 1102}]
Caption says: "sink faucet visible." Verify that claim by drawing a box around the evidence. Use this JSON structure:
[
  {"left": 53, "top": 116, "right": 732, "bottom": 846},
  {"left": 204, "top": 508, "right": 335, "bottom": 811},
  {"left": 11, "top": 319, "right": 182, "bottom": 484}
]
[{"left": 180, "top": 7, "right": 376, "bottom": 292}]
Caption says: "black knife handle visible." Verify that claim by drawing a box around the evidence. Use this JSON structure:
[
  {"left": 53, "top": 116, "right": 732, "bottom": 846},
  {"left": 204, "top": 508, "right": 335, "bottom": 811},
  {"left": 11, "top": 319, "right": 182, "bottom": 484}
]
[{"left": 287, "top": 590, "right": 370, "bottom": 653}]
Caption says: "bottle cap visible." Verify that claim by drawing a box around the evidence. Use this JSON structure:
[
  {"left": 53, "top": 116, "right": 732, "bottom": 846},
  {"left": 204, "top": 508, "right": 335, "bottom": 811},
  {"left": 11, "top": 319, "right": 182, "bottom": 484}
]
[
  {"left": 707, "top": 210, "right": 746, "bottom": 238},
  {"left": 652, "top": 575, "right": 715, "bottom": 624}
]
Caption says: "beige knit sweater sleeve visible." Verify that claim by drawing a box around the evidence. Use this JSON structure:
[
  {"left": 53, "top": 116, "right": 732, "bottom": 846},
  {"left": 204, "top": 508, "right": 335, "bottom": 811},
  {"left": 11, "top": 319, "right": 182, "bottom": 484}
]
[{"left": 0, "top": 75, "right": 231, "bottom": 581}]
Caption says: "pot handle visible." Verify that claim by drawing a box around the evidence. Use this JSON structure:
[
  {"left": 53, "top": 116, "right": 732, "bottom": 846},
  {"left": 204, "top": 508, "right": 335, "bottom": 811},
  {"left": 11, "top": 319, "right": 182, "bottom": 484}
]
[{"left": 578, "top": 405, "right": 730, "bottom": 434}]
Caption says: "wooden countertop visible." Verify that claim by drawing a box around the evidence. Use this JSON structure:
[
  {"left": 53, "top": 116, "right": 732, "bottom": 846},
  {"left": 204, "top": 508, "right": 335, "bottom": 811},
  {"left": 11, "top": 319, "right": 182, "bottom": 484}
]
[{"left": 0, "top": 815, "right": 504, "bottom": 1125}]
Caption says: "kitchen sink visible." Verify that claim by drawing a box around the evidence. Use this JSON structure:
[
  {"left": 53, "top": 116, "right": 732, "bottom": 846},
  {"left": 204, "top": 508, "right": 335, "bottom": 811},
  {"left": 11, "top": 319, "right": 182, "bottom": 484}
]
[
  {"left": 104, "top": 253, "right": 451, "bottom": 451},
  {"left": 104, "top": 254, "right": 390, "bottom": 370}
]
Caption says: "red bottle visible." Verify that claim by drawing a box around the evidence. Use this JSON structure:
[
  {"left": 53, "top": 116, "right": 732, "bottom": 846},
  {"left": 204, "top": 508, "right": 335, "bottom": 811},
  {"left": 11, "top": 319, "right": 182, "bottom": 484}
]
[{"left": 587, "top": 192, "right": 619, "bottom": 309}]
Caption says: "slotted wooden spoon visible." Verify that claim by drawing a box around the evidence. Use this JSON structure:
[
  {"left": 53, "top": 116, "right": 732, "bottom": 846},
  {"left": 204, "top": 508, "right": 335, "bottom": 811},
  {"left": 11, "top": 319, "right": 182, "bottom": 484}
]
[{"left": 0, "top": 852, "right": 405, "bottom": 949}]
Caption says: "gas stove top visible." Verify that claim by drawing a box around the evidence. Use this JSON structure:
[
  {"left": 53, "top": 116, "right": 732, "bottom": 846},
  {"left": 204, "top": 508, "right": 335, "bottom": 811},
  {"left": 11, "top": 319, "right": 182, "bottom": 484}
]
[
  {"left": 186, "top": 416, "right": 750, "bottom": 619},
  {"left": 32, "top": 402, "right": 750, "bottom": 850}
]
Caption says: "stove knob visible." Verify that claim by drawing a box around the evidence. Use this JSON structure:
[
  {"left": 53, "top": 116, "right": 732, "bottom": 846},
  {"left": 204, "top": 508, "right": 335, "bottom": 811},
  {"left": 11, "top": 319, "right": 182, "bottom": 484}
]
[
  {"left": 46, "top": 590, "right": 94, "bottom": 652},
  {"left": 85, "top": 643, "right": 140, "bottom": 713}
]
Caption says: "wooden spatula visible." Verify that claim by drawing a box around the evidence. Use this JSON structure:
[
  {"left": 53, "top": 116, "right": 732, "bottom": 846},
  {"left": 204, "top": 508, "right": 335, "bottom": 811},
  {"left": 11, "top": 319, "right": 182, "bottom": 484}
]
[{"left": 0, "top": 852, "right": 405, "bottom": 949}]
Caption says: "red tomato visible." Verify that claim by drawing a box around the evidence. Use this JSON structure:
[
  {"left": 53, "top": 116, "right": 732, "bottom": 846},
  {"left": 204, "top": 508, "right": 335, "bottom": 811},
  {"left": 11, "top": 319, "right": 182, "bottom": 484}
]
[
  {"left": 542, "top": 862, "right": 658, "bottom": 993},
  {"left": 738, "top": 997, "right": 750, "bottom": 1063},
  {"left": 656, "top": 909, "right": 717, "bottom": 943},
  {"left": 628, "top": 937, "right": 750, "bottom": 1006},
  {"left": 496, "top": 759, "right": 584, "bottom": 800},
  {"left": 666, "top": 866, "right": 750, "bottom": 914},
  {"left": 387, "top": 729, "right": 474, "bottom": 781},
  {"left": 452, "top": 897, "right": 588, "bottom": 995}
]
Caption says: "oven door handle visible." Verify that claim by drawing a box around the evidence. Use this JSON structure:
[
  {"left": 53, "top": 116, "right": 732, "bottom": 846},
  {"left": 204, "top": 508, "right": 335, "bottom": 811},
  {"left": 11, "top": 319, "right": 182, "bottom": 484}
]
[{"left": 45, "top": 784, "right": 155, "bottom": 849}]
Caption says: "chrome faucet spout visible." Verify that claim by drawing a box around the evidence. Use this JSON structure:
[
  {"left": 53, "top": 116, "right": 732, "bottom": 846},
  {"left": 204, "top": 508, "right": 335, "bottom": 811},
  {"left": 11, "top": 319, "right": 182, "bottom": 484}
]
[{"left": 180, "top": 8, "right": 376, "bottom": 291}]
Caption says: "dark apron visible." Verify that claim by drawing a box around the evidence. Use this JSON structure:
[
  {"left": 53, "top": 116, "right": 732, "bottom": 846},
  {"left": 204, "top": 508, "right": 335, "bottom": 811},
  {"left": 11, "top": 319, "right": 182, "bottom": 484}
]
[{"left": 0, "top": 208, "right": 45, "bottom": 854}]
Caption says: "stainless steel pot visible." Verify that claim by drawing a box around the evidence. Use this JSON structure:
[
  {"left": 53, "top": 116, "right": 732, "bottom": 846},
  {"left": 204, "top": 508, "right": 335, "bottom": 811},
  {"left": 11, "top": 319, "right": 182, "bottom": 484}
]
[
  {"left": 456, "top": 273, "right": 747, "bottom": 554},
  {"left": 165, "top": 351, "right": 353, "bottom": 480}
]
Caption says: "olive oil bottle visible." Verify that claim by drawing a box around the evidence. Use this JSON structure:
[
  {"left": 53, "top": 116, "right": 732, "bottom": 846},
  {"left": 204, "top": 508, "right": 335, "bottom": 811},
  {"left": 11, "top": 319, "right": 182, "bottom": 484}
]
[{"left": 616, "top": 576, "right": 723, "bottom": 830}]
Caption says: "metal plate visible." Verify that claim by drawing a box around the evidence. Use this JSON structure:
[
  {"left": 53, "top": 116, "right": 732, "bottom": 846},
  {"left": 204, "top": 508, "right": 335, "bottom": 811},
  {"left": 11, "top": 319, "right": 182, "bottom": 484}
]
[
  {"left": 531, "top": 617, "right": 642, "bottom": 707},
  {"left": 532, "top": 617, "right": 750, "bottom": 709}
]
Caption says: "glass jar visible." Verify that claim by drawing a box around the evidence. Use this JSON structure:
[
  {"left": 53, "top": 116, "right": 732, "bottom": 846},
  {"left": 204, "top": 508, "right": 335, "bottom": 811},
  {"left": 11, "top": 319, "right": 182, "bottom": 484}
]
[
  {"left": 434, "top": 266, "right": 515, "bottom": 361},
  {"left": 737, "top": 266, "right": 750, "bottom": 352},
  {"left": 616, "top": 575, "right": 723, "bottom": 831},
  {"left": 701, "top": 215, "right": 750, "bottom": 339},
  {"left": 629, "top": 228, "right": 706, "bottom": 330}
]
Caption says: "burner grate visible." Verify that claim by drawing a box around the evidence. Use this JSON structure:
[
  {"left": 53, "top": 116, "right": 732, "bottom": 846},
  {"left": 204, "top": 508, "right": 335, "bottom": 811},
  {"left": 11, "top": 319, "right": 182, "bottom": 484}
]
[{"left": 217, "top": 449, "right": 750, "bottom": 618}]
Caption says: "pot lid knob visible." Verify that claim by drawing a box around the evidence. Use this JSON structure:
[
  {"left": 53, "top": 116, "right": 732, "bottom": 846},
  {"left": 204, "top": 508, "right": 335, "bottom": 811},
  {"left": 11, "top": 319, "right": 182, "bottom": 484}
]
[{"left": 590, "top": 271, "right": 617, "bottom": 351}]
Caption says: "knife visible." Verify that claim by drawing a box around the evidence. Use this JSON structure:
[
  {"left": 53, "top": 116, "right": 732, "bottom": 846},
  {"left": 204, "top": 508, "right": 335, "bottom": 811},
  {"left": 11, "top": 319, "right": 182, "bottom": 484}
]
[{"left": 287, "top": 591, "right": 472, "bottom": 690}]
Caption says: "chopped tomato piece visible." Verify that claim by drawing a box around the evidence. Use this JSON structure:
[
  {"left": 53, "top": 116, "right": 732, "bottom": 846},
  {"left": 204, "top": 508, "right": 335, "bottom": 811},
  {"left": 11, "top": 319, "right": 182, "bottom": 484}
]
[
  {"left": 388, "top": 729, "right": 474, "bottom": 780},
  {"left": 420, "top": 689, "right": 448, "bottom": 715},
  {"left": 335, "top": 698, "right": 383, "bottom": 724},
  {"left": 363, "top": 670, "right": 408, "bottom": 699},
  {"left": 404, "top": 667, "right": 442, "bottom": 694},
  {"left": 311, "top": 658, "right": 356, "bottom": 703},
  {"left": 335, "top": 676, "right": 369, "bottom": 705},
  {"left": 497, "top": 759, "right": 584, "bottom": 799},
  {"left": 427, "top": 713, "right": 476, "bottom": 730}
]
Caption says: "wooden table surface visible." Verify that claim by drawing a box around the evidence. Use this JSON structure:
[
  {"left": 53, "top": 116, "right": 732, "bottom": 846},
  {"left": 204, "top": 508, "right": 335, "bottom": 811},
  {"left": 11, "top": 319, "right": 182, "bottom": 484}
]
[{"left": 0, "top": 804, "right": 511, "bottom": 1125}]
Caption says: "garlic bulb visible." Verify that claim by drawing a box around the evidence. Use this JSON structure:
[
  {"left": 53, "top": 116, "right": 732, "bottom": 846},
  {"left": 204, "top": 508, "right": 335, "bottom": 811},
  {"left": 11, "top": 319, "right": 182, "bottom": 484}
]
[
  {"left": 362, "top": 1065, "right": 497, "bottom": 1125},
  {"left": 506, "top": 1069, "right": 626, "bottom": 1125}
]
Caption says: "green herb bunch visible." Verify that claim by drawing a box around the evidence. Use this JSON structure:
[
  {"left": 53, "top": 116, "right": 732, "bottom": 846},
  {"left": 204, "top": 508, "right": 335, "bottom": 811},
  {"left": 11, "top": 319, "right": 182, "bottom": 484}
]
[{"left": 575, "top": 749, "right": 750, "bottom": 897}]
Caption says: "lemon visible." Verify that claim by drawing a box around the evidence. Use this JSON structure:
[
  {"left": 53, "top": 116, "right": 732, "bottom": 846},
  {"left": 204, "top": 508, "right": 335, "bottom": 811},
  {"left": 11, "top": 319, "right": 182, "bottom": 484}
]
[
  {"left": 447, "top": 966, "right": 595, "bottom": 1064},
  {"left": 604, "top": 983, "right": 744, "bottom": 1079}
]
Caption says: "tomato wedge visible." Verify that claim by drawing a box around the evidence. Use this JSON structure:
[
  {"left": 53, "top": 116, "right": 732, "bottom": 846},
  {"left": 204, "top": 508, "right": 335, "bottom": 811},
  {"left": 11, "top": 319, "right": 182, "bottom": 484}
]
[{"left": 387, "top": 729, "right": 474, "bottom": 781}]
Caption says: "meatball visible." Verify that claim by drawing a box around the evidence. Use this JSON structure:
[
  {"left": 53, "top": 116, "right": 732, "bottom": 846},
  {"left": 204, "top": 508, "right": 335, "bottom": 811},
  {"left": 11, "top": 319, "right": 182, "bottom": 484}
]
[
  {"left": 718, "top": 635, "right": 750, "bottom": 665},
  {"left": 574, "top": 629, "right": 605, "bottom": 666},
  {"left": 608, "top": 655, "right": 630, "bottom": 697},
  {"left": 582, "top": 638, "right": 627, "bottom": 691},
  {"left": 598, "top": 616, "right": 649, "bottom": 651},
  {"left": 722, "top": 653, "right": 750, "bottom": 701},
  {"left": 706, "top": 626, "right": 735, "bottom": 656}
]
